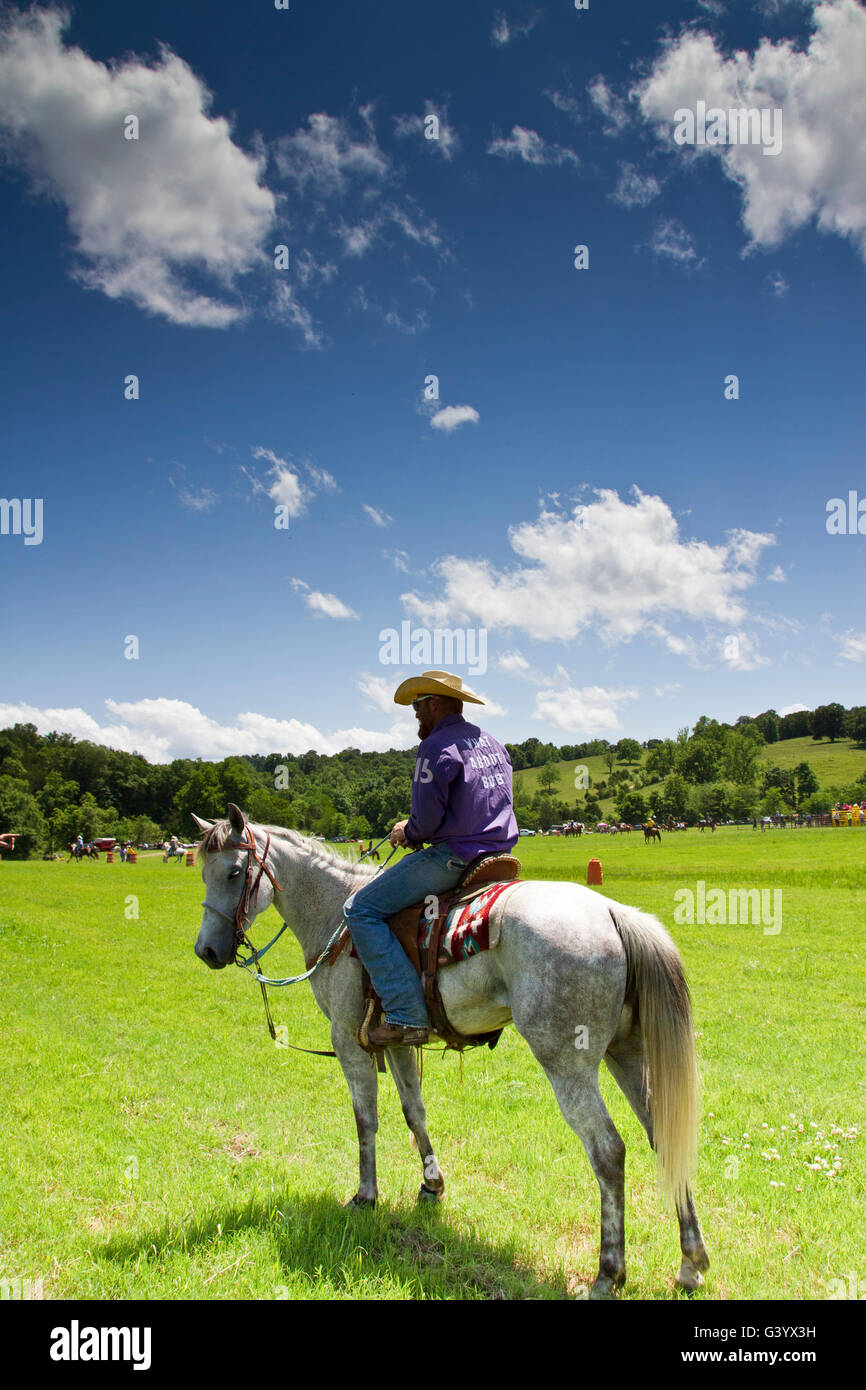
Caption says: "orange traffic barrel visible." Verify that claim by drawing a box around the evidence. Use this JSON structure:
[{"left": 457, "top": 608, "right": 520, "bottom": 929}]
[
  {"left": 587, "top": 858, "right": 603, "bottom": 886},
  {"left": 128, "top": 849, "right": 137, "bottom": 864},
  {"left": 186, "top": 850, "right": 195, "bottom": 866},
  {"left": 106, "top": 850, "right": 114, "bottom": 863}
]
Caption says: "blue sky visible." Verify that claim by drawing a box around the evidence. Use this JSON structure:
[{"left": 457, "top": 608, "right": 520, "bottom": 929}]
[{"left": 1, "top": 0, "right": 865, "bottom": 761}]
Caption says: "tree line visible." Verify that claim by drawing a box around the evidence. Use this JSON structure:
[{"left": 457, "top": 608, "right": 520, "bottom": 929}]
[{"left": 0, "top": 701, "right": 864, "bottom": 856}]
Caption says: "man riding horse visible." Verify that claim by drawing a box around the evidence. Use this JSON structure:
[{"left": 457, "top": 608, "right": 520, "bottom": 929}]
[{"left": 342, "top": 669, "right": 518, "bottom": 1049}]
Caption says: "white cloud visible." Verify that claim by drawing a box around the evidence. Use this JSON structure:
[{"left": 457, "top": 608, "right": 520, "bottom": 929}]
[
  {"left": 611, "top": 162, "right": 662, "bottom": 208},
  {"left": 269, "top": 282, "right": 326, "bottom": 349},
  {"left": 838, "top": 629, "right": 866, "bottom": 661},
  {"left": 177, "top": 485, "right": 218, "bottom": 512},
  {"left": 383, "top": 306, "right": 429, "bottom": 335},
  {"left": 429, "top": 404, "right": 480, "bottom": 432},
  {"left": 587, "top": 76, "right": 631, "bottom": 134},
  {"left": 0, "top": 698, "right": 415, "bottom": 762},
  {"left": 636, "top": 1, "right": 866, "bottom": 260},
  {"left": 0, "top": 8, "right": 274, "bottom": 326},
  {"left": 272, "top": 111, "right": 389, "bottom": 196},
  {"left": 304, "top": 462, "right": 338, "bottom": 492},
  {"left": 648, "top": 217, "right": 703, "bottom": 266},
  {"left": 497, "top": 650, "right": 533, "bottom": 678},
  {"left": 780, "top": 701, "right": 810, "bottom": 716},
  {"left": 363, "top": 504, "right": 393, "bottom": 527},
  {"left": 291, "top": 579, "right": 359, "bottom": 620},
  {"left": 393, "top": 102, "right": 460, "bottom": 160},
  {"left": 247, "top": 447, "right": 336, "bottom": 517},
  {"left": 383, "top": 548, "right": 410, "bottom": 573},
  {"left": 491, "top": 11, "right": 540, "bottom": 46},
  {"left": 356, "top": 672, "right": 398, "bottom": 715},
  {"left": 335, "top": 218, "right": 382, "bottom": 258},
  {"left": 766, "top": 271, "right": 790, "bottom": 297},
  {"left": 720, "top": 631, "right": 770, "bottom": 670},
  {"left": 252, "top": 448, "right": 307, "bottom": 517},
  {"left": 767, "top": 564, "right": 787, "bottom": 581},
  {"left": 487, "top": 126, "right": 579, "bottom": 167},
  {"left": 544, "top": 88, "right": 582, "bottom": 122},
  {"left": 401, "top": 488, "right": 776, "bottom": 647},
  {"left": 294, "top": 250, "right": 338, "bottom": 288},
  {"left": 477, "top": 698, "right": 508, "bottom": 717},
  {"left": 533, "top": 684, "right": 639, "bottom": 735}
]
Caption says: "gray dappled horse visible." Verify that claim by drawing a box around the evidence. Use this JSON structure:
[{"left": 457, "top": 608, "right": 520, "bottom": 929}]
[{"left": 193, "top": 805, "right": 708, "bottom": 1299}]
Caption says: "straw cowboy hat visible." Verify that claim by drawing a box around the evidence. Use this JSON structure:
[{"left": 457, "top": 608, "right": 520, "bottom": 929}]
[{"left": 393, "top": 669, "right": 485, "bottom": 706}]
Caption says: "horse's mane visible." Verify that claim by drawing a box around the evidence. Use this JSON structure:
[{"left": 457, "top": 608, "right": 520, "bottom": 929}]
[{"left": 197, "top": 820, "right": 378, "bottom": 878}]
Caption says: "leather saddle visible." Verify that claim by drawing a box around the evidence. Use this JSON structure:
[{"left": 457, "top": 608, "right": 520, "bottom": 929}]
[{"left": 359, "top": 851, "right": 522, "bottom": 1059}]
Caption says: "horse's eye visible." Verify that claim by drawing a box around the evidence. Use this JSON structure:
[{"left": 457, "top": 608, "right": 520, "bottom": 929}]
[{"left": 228, "top": 867, "right": 241, "bottom": 879}]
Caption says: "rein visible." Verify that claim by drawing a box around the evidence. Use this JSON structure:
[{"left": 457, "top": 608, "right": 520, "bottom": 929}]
[{"left": 202, "top": 831, "right": 398, "bottom": 1053}]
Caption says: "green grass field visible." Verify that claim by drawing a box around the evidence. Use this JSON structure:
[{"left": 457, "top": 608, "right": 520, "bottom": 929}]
[
  {"left": 515, "top": 736, "right": 866, "bottom": 821},
  {"left": 1, "top": 828, "right": 864, "bottom": 1300}
]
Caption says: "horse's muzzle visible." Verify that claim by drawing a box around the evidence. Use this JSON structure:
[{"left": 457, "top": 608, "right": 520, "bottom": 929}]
[{"left": 195, "top": 940, "right": 229, "bottom": 970}]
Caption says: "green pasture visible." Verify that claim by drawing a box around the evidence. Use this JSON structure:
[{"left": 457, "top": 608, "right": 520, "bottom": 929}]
[
  {"left": 1, "top": 827, "right": 864, "bottom": 1300},
  {"left": 754, "top": 735, "right": 866, "bottom": 786},
  {"left": 515, "top": 736, "right": 866, "bottom": 821}
]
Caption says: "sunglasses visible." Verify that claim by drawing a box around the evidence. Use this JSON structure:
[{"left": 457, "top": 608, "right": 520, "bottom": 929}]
[{"left": 411, "top": 696, "right": 433, "bottom": 712}]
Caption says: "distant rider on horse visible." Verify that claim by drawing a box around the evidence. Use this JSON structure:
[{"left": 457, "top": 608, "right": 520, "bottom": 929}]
[{"left": 342, "top": 670, "right": 518, "bottom": 1048}]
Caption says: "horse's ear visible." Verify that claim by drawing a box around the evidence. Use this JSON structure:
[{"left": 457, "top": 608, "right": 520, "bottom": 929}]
[
  {"left": 227, "top": 803, "right": 246, "bottom": 835},
  {"left": 191, "top": 813, "right": 214, "bottom": 832}
]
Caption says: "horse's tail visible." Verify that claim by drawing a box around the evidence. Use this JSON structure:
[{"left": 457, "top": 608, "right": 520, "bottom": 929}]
[{"left": 608, "top": 906, "right": 698, "bottom": 1209}]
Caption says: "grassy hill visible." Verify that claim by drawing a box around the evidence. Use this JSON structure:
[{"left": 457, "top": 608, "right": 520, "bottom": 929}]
[
  {"left": 756, "top": 735, "right": 866, "bottom": 787},
  {"left": 514, "top": 736, "right": 866, "bottom": 823}
]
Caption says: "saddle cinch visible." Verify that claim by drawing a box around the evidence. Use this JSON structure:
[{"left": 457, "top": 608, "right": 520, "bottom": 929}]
[{"left": 330, "top": 852, "right": 523, "bottom": 1061}]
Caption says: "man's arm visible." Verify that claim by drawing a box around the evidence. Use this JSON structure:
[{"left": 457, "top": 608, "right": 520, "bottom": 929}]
[{"left": 402, "top": 747, "right": 459, "bottom": 846}]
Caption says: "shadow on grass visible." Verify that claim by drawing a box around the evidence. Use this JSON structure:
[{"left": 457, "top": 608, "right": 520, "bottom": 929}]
[{"left": 99, "top": 1190, "right": 574, "bottom": 1300}]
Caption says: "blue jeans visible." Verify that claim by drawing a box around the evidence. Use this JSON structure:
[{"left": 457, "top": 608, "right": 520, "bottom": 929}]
[{"left": 343, "top": 843, "right": 469, "bottom": 1027}]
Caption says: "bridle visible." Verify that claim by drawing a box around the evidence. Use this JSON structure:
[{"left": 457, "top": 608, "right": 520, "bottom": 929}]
[
  {"left": 200, "top": 825, "right": 396, "bottom": 1048},
  {"left": 200, "top": 822, "right": 400, "bottom": 1045},
  {"left": 200, "top": 824, "right": 289, "bottom": 1038}
]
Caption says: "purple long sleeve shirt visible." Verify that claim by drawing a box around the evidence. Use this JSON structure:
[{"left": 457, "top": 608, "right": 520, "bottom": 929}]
[{"left": 404, "top": 714, "right": 518, "bottom": 860}]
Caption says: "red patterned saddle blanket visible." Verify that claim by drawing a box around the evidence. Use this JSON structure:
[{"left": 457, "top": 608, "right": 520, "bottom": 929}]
[
  {"left": 319, "top": 853, "right": 525, "bottom": 1054},
  {"left": 346, "top": 853, "right": 524, "bottom": 975}
]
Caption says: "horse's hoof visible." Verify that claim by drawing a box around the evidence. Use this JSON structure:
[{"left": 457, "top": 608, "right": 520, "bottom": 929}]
[
  {"left": 346, "top": 1193, "right": 376, "bottom": 1210},
  {"left": 589, "top": 1281, "right": 617, "bottom": 1301},
  {"left": 589, "top": 1271, "right": 625, "bottom": 1300},
  {"left": 676, "top": 1261, "right": 705, "bottom": 1291},
  {"left": 417, "top": 1182, "right": 444, "bottom": 1204}
]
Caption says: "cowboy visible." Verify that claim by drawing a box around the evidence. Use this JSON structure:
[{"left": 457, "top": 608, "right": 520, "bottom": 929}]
[{"left": 343, "top": 669, "right": 518, "bottom": 1047}]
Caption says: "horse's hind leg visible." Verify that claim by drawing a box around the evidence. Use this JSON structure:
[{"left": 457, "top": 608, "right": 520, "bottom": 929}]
[
  {"left": 539, "top": 1062, "right": 627, "bottom": 1299},
  {"left": 605, "top": 1036, "right": 709, "bottom": 1290},
  {"left": 386, "top": 1047, "right": 444, "bottom": 1202}
]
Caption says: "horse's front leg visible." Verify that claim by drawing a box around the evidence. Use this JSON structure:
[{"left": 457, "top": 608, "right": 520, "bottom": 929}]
[
  {"left": 330, "top": 1021, "right": 380, "bottom": 1207},
  {"left": 386, "top": 1047, "right": 445, "bottom": 1203}
]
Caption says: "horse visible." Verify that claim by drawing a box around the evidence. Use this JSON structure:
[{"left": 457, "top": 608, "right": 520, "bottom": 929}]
[
  {"left": 67, "top": 842, "right": 97, "bottom": 861},
  {"left": 192, "top": 805, "right": 708, "bottom": 1299},
  {"left": 163, "top": 842, "right": 184, "bottom": 864},
  {"left": 643, "top": 824, "right": 662, "bottom": 844}
]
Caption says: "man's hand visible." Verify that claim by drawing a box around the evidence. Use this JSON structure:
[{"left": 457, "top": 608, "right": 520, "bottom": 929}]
[{"left": 390, "top": 819, "right": 409, "bottom": 848}]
